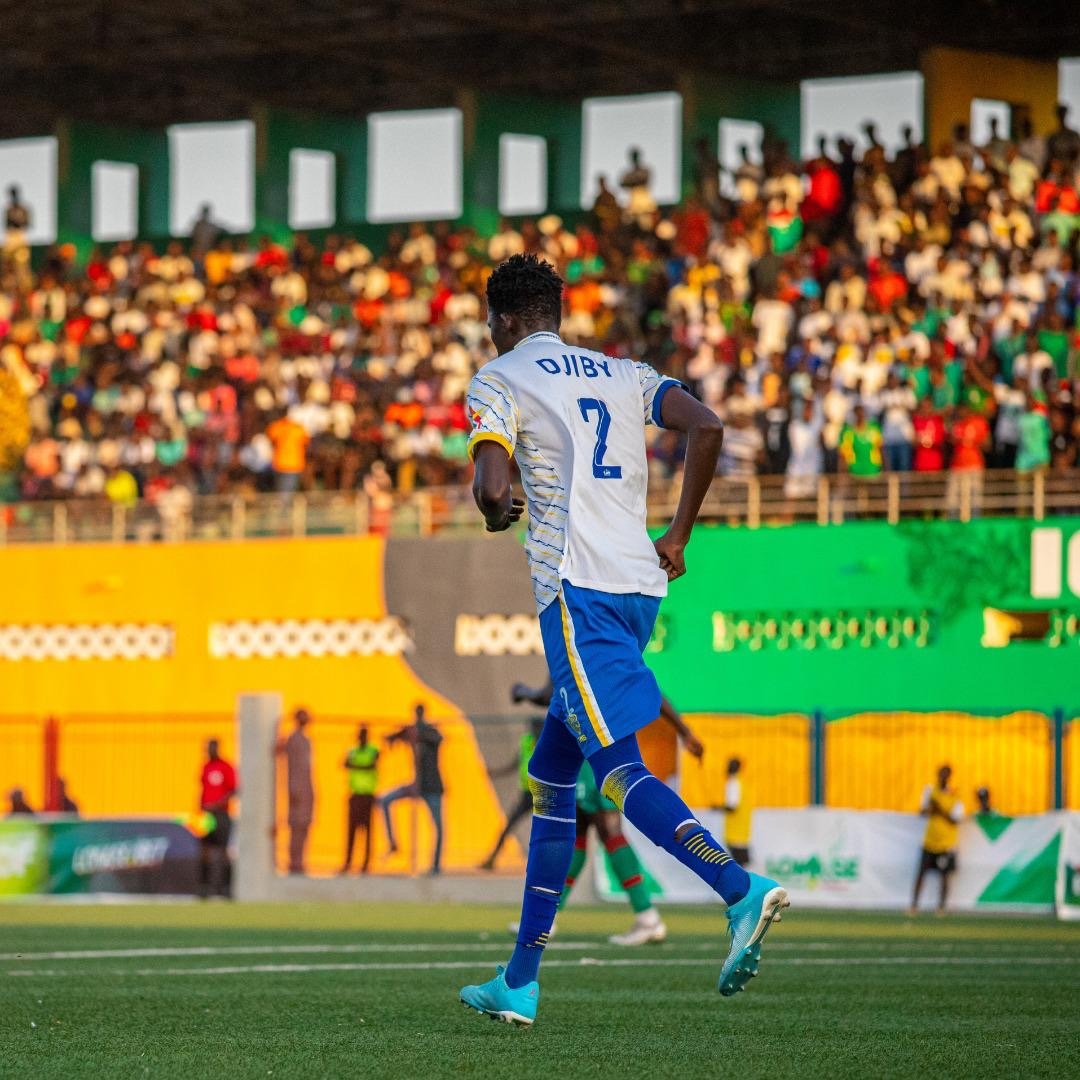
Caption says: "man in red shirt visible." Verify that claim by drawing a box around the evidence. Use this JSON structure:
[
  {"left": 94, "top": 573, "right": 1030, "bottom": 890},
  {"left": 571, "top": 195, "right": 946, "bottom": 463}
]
[
  {"left": 947, "top": 404, "right": 991, "bottom": 517},
  {"left": 199, "top": 739, "right": 237, "bottom": 898},
  {"left": 912, "top": 397, "right": 946, "bottom": 472}
]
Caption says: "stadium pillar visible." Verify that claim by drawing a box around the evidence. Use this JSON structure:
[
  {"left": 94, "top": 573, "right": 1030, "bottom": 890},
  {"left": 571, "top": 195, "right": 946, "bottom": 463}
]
[
  {"left": 234, "top": 692, "right": 283, "bottom": 901},
  {"left": 55, "top": 119, "right": 170, "bottom": 257},
  {"left": 811, "top": 709, "right": 825, "bottom": 806},
  {"left": 1052, "top": 708, "right": 1065, "bottom": 811},
  {"left": 458, "top": 89, "right": 583, "bottom": 233},
  {"left": 921, "top": 47, "right": 1059, "bottom": 151},
  {"left": 252, "top": 107, "right": 368, "bottom": 241},
  {"left": 680, "top": 72, "right": 801, "bottom": 195}
]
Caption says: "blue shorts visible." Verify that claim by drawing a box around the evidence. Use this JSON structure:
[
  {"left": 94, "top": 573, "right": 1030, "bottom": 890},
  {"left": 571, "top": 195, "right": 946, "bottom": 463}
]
[{"left": 539, "top": 581, "right": 662, "bottom": 758}]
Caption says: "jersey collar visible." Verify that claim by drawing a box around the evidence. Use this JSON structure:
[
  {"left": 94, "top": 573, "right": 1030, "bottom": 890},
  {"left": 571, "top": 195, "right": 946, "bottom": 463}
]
[{"left": 518, "top": 331, "right": 563, "bottom": 346}]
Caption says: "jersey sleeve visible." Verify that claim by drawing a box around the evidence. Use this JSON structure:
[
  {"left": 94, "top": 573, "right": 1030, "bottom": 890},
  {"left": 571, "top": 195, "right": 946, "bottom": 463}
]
[
  {"left": 634, "top": 361, "right": 685, "bottom": 427},
  {"left": 466, "top": 371, "right": 518, "bottom": 460}
]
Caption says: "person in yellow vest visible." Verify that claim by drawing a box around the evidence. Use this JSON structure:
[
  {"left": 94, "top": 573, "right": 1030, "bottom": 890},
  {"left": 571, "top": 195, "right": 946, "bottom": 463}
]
[
  {"left": 909, "top": 763, "right": 965, "bottom": 914},
  {"left": 340, "top": 725, "right": 379, "bottom": 874},
  {"left": 722, "top": 757, "right": 752, "bottom": 867}
]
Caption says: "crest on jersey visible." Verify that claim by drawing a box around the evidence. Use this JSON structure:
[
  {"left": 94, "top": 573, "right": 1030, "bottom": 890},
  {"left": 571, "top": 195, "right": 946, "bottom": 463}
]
[{"left": 468, "top": 405, "right": 483, "bottom": 429}]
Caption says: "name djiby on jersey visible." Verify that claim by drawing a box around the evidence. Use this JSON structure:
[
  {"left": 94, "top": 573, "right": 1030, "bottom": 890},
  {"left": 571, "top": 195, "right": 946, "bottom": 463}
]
[{"left": 535, "top": 354, "right": 612, "bottom": 378}]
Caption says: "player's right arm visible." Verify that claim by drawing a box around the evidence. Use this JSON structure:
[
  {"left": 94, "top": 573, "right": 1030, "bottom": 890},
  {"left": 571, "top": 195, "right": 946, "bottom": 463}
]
[
  {"left": 659, "top": 695, "right": 704, "bottom": 758},
  {"left": 467, "top": 372, "right": 525, "bottom": 532},
  {"left": 653, "top": 386, "right": 724, "bottom": 580}
]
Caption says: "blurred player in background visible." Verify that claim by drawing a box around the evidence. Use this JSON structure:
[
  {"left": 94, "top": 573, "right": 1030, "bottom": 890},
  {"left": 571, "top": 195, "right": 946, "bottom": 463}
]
[
  {"left": 382, "top": 704, "right": 444, "bottom": 875},
  {"left": 480, "top": 715, "right": 545, "bottom": 871},
  {"left": 910, "top": 763, "right": 964, "bottom": 915},
  {"left": 509, "top": 678, "right": 704, "bottom": 945},
  {"left": 460, "top": 254, "right": 788, "bottom": 1026},
  {"left": 341, "top": 725, "right": 379, "bottom": 875},
  {"left": 199, "top": 739, "right": 237, "bottom": 899}
]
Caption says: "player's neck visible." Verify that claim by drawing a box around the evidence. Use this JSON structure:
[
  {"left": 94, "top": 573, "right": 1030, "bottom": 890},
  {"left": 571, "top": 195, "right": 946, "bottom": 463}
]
[{"left": 506, "top": 322, "right": 562, "bottom": 351}]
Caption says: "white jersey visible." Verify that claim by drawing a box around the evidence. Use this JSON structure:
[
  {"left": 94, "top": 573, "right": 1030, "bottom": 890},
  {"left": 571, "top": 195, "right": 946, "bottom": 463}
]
[{"left": 466, "top": 331, "right": 679, "bottom": 612}]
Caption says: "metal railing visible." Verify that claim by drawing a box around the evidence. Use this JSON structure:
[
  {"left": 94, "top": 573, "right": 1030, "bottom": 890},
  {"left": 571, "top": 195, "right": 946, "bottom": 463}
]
[{"left": 1, "top": 470, "right": 1078, "bottom": 545}]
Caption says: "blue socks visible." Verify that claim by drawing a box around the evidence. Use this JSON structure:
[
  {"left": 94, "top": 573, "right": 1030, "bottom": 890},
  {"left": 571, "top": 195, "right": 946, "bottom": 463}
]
[
  {"left": 505, "top": 725, "right": 750, "bottom": 990},
  {"left": 504, "top": 771, "right": 577, "bottom": 989},
  {"left": 591, "top": 738, "right": 750, "bottom": 906}
]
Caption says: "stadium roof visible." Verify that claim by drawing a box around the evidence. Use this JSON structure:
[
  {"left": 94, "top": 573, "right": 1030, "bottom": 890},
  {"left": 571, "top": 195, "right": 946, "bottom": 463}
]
[{"left": 3, "top": 1, "right": 1079, "bottom": 137}]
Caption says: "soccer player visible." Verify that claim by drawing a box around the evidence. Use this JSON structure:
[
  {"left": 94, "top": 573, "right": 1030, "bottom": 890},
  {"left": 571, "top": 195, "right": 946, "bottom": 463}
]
[
  {"left": 459, "top": 254, "right": 788, "bottom": 1026},
  {"left": 480, "top": 715, "right": 545, "bottom": 871},
  {"left": 910, "top": 763, "right": 964, "bottom": 915},
  {"left": 510, "top": 679, "right": 705, "bottom": 946},
  {"left": 381, "top": 705, "right": 444, "bottom": 875}
]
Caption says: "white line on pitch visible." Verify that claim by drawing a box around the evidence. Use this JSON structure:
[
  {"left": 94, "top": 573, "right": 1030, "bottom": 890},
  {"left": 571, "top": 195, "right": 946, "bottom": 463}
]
[
  {"left": 6, "top": 955, "right": 1078, "bottom": 978},
  {"left": 0, "top": 939, "right": 1069, "bottom": 962}
]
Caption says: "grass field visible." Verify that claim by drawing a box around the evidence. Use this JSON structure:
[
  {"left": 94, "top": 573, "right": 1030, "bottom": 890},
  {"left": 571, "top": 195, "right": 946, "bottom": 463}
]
[{"left": 1, "top": 901, "right": 1078, "bottom": 1079}]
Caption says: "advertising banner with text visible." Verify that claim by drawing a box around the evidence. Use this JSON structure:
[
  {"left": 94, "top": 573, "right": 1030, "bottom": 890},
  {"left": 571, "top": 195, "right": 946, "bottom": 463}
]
[{"left": 598, "top": 808, "right": 1070, "bottom": 911}]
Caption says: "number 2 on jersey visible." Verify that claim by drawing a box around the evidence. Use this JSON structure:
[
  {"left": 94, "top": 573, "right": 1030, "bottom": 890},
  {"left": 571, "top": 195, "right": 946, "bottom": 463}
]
[{"left": 577, "top": 397, "right": 623, "bottom": 479}]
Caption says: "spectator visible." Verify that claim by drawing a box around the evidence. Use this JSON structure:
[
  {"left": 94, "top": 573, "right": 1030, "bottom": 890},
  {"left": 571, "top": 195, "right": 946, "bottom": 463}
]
[
  {"left": 619, "top": 147, "right": 656, "bottom": 227},
  {"left": 947, "top": 403, "right": 991, "bottom": 516},
  {"left": 198, "top": 739, "right": 237, "bottom": 899},
  {"left": 993, "top": 374, "right": 1027, "bottom": 468},
  {"left": 7, "top": 787, "right": 34, "bottom": 816},
  {"left": 381, "top": 704, "right": 444, "bottom": 875},
  {"left": 839, "top": 404, "right": 883, "bottom": 477},
  {"left": 1046, "top": 103, "right": 1080, "bottom": 168},
  {"left": 719, "top": 757, "right": 751, "bottom": 868},
  {"left": 912, "top": 397, "right": 947, "bottom": 473},
  {"left": 341, "top": 724, "right": 380, "bottom": 875},
  {"left": 785, "top": 398, "right": 823, "bottom": 499},
  {"left": 56, "top": 778, "right": 79, "bottom": 815},
  {"left": 720, "top": 411, "right": 764, "bottom": 478},
  {"left": 277, "top": 707, "right": 314, "bottom": 875},
  {"left": 1016, "top": 393, "right": 1051, "bottom": 474},
  {"left": 4, "top": 185, "right": 30, "bottom": 248},
  {"left": 265, "top": 411, "right": 309, "bottom": 493},
  {"left": 910, "top": 764, "right": 964, "bottom": 915},
  {"left": 974, "top": 786, "right": 997, "bottom": 819},
  {"left": 878, "top": 371, "right": 916, "bottom": 472},
  {"left": 190, "top": 203, "right": 223, "bottom": 261}
]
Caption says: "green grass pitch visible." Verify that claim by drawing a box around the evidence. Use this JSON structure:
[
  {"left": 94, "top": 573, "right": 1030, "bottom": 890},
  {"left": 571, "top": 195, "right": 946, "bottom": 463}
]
[{"left": 1, "top": 902, "right": 1078, "bottom": 1079}]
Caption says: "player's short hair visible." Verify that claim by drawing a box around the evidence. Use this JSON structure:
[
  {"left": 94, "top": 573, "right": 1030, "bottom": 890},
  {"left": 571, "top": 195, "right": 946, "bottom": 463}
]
[{"left": 486, "top": 254, "right": 564, "bottom": 324}]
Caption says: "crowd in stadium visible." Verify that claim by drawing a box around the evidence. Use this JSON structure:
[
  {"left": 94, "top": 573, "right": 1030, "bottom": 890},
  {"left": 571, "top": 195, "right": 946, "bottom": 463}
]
[{"left": 4, "top": 106, "right": 1080, "bottom": 508}]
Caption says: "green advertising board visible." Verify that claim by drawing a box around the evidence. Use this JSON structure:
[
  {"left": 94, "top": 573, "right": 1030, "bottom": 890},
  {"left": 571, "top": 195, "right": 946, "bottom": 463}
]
[
  {"left": 0, "top": 821, "right": 49, "bottom": 895},
  {"left": 646, "top": 517, "right": 1080, "bottom": 714}
]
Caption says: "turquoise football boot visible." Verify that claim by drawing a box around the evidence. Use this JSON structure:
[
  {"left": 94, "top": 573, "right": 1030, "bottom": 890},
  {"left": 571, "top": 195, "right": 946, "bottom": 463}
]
[
  {"left": 460, "top": 965, "right": 539, "bottom": 1027},
  {"left": 719, "top": 873, "right": 789, "bottom": 996}
]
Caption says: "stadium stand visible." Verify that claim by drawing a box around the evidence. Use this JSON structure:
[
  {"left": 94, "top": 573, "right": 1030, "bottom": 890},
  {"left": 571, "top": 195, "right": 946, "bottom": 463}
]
[{"left": 3, "top": 114, "right": 1079, "bottom": 515}]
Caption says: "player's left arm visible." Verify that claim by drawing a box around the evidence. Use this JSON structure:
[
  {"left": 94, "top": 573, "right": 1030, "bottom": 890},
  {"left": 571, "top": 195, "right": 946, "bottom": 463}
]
[
  {"left": 654, "top": 386, "right": 724, "bottom": 580},
  {"left": 659, "top": 695, "right": 704, "bottom": 758}
]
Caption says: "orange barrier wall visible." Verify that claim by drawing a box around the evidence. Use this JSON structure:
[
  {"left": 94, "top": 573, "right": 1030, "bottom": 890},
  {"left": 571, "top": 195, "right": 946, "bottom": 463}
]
[
  {"left": 0, "top": 537, "right": 512, "bottom": 871},
  {"left": 677, "top": 714, "right": 811, "bottom": 810},
  {"left": 1066, "top": 717, "right": 1080, "bottom": 812},
  {"left": 826, "top": 712, "right": 1051, "bottom": 815},
  {"left": 0, "top": 717, "right": 46, "bottom": 810}
]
